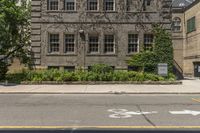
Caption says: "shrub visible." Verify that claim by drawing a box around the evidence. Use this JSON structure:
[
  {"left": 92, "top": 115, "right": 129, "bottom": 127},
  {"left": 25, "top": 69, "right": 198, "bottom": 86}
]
[
  {"left": 100, "top": 73, "right": 113, "bottom": 81},
  {"left": 166, "top": 73, "right": 176, "bottom": 81},
  {"left": 90, "top": 64, "right": 114, "bottom": 74},
  {"left": 4, "top": 64, "right": 175, "bottom": 83},
  {"left": 128, "top": 52, "right": 159, "bottom": 73},
  {"left": 134, "top": 73, "right": 145, "bottom": 81},
  {"left": 113, "top": 71, "right": 129, "bottom": 81},
  {"left": 144, "top": 73, "right": 163, "bottom": 81}
]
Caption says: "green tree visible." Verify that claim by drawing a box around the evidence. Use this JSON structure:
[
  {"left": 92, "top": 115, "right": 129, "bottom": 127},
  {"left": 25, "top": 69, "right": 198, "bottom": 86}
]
[
  {"left": 153, "top": 25, "right": 174, "bottom": 72},
  {"left": 0, "top": 0, "right": 31, "bottom": 80},
  {"left": 128, "top": 26, "right": 174, "bottom": 74}
]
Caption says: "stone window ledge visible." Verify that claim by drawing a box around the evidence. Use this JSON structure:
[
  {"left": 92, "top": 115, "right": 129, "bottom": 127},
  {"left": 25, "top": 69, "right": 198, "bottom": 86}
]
[{"left": 46, "top": 53, "right": 77, "bottom": 56}]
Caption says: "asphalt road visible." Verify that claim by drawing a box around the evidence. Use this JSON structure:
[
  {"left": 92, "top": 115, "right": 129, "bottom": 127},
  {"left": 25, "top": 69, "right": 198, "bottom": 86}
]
[{"left": 0, "top": 94, "right": 200, "bottom": 130}]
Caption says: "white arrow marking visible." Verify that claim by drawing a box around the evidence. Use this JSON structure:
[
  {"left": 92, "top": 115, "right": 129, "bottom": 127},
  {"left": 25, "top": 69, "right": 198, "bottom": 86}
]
[
  {"left": 169, "top": 110, "right": 200, "bottom": 116},
  {"left": 108, "top": 109, "right": 157, "bottom": 119},
  {"left": 126, "top": 111, "right": 158, "bottom": 115}
]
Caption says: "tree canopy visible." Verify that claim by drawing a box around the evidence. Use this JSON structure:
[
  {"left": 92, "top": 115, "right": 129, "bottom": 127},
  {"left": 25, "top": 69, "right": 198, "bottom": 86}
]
[{"left": 0, "top": 0, "right": 31, "bottom": 80}]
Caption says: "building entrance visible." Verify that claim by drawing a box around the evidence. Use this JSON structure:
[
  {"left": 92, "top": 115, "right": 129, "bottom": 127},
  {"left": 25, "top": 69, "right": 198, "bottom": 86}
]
[{"left": 194, "top": 62, "right": 200, "bottom": 77}]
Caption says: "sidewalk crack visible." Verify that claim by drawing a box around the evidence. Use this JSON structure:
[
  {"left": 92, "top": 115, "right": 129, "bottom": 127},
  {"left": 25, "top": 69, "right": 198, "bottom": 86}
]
[{"left": 84, "top": 85, "right": 88, "bottom": 93}]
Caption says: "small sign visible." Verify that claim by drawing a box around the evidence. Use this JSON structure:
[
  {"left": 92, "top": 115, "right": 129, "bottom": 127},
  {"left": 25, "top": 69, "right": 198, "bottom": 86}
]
[{"left": 158, "top": 63, "right": 168, "bottom": 76}]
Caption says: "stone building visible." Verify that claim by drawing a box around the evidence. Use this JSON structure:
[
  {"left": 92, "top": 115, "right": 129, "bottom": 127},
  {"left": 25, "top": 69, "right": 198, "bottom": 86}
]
[
  {"left": 172, "top": 0, "right": 200, "bottom": 77},
  {"left": 31, "top": 0, "right": 172, "bottom": 71}
]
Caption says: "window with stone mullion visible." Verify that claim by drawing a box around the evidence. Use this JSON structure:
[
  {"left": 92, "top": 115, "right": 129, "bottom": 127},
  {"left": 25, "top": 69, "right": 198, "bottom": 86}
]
[
  {"left": 104, "top": 35, "right": 114, "bottom": 53},
  {"left": 128, "top": 34, "right": 138, "bottom": 53},
  {"left": 48, "top": 0, "right": 59, "bottom": 10},
  {"left": 104, "top": 0, "right": 114, "bottom": 11},
  {"left": 144, "top": 34, "right": 153, "bottom": 51},
  {"left": 64, "top": 0, "right": 75, "bottom": 11},
  {"left": 49, "top": 34, "right": 59, "bottom": 53},
  {"left": 89, "top": 36, "right": 99, "bottom": 53},
  {"left": 65, "top": 34, "right": 75, "bottom": 53},
  {"left": 87, "top": 0, "right": 98, "bottom": 11}
]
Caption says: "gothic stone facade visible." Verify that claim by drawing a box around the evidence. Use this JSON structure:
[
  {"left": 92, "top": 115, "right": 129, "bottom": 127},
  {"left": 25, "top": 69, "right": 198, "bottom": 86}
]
[{"left": 31, "top": 0, "right": 172, "bottom": 70}]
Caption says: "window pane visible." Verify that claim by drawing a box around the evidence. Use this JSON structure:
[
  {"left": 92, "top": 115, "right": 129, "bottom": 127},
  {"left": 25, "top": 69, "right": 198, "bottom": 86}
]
[
  {"left": 48, "top": 0, "right": 58, "bottom": 10},
  {"left": 144, "top": 34, "right": 153, "bottom": 51},
  {"left": 104, "top": 35, "right": 114, "bottom": 53},
  {"left": 128, "top": 34, "right": 138, "bottom": 53},
  {"left": 187, "top": 17, "right": 196, "bottom": 33},
  {"left": 64, "top": 66, "right": 75, "bottom": 72},
  {"left": 104, "top": 0, "right": 114, "bottom": 11},
  {"left": 172, "top": 18, "right": 181, "bottom": 32},
  {"left": 89, "top": 36, "right": 99, "bottom": 53},
  {"left": 87, "top": 0, "right": 98, "bottom": 10},
  {"left": 64, "top": 0, "right": 75, "bottom": 10},
  {"left": 49, "top": 34, "right": 59, "bottom": 53},
  {"left": 65, "top": 34, "right": 75, "bottom": 53}
]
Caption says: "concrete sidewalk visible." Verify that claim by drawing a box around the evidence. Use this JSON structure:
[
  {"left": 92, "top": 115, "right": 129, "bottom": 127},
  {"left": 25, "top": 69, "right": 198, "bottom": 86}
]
[{"left": 0, "top": 80, "right": 199, "bottom": 94}]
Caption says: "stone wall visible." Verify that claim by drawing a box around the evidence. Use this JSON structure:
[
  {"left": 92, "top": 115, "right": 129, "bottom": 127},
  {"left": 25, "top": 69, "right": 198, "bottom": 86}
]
[{"left": 31, "top": 0, "right": 172, "bottom": 70}]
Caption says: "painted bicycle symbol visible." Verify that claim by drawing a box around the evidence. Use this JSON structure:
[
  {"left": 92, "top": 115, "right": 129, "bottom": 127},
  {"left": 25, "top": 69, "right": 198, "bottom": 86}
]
[{"left": 108, "top": 109, "right": 157, "bottom": 119}]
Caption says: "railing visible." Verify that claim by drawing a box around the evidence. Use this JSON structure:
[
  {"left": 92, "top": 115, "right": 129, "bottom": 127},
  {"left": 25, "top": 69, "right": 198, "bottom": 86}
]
[{"left": 173, "top": 59, "right": 184, "bottom": 79}]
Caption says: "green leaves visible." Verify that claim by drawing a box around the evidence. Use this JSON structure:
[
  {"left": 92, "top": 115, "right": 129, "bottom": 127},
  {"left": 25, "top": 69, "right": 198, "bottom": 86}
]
[
  {"left": 153, "top": 25, "right": 173, "bottom": 72},
  {"left": 0, "top": 0, "right": 31, "bottom": 80},
  {"left": 128, "top": 26, "right": 174, "bottom": 74}
]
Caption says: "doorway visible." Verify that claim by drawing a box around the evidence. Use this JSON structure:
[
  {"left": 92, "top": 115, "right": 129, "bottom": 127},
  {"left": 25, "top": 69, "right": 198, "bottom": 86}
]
[{"left": 194, "top": 62, "right": 200, "bottom": 77}]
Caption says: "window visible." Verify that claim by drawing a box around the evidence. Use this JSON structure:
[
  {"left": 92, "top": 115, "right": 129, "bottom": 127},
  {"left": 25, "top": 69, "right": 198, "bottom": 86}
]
[
  {"left": 187, "top": 17, "right": 196, "bottom": 33},
  {"left": 64, "top": 66, "right": 75, "bottom": 72},
  {"left": 126, "top": 0, "right": 134, "bottom": 11},
  {"left": 64, "top": 0, "right": 75, "bottom": 11},
  {"left": 89, "top": 36, "right": 99, "bottom": 53},
  {"left": 144, "top": 34, "right": 153, "bottom": 51},
  {"left": 49, "top": 34, "right": 59, "bottom": 53},
  {"left": 88, "top": 66, "right": 92, "bottom": 71},
  {"left": 48, "top": 66, "right": 59, "bottom": 70},
  {"left": 128, "top": 34, "right": 139, "bottom": 53},
  {"left": 65, "top": 34, "right": 75, "bottom": 53},
  {"left": 47, "top": 0, "right": 59, "bottom": 10},
  {"left": 104, "top": 35, "right": 115, "bottom": 53},
  {"left": 172, "top": 17, "right": 181, "bottom": 32},
  {"left": 128, "top": 66, "right": 139, "bottom": 71},
  {"left": 87, "top": 0, "right": 98, "bottom": 11},
  {"left": 146, "top": 0, "right": 151, "bottom": 6},
  {"left": 104, "top": 0, "right": 115, "bottom": 11}
]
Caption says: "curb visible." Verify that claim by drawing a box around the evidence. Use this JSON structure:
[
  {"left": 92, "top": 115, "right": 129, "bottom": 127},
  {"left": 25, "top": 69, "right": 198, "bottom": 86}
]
[{"left": 0, "top": 92, "right": 199, "bottom": 95}]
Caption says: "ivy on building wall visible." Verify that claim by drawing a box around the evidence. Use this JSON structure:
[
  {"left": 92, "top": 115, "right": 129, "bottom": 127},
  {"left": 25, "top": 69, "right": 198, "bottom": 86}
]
[{"left": 128, "top": 25, "right": 174, "bottom": 74}]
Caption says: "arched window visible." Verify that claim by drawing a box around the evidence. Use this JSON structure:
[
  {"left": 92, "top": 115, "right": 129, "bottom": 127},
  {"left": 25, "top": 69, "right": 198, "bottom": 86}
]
[{"left": 172, "top": 17, "right": 181, "bottom": 32}]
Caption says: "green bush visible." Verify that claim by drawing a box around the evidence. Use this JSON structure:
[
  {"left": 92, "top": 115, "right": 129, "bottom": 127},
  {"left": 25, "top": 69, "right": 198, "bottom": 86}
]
[
  {"left": 134, "top": 73, "right": 145, "bottom": 81},
  {"left": 5, "top": 64, "right": 175, "bottom": 83},
  {"left": 90, "top": 64, "right": 114, "bottom": 74},
  {"left": 128, "top": 52, "right": 159, "bottom": 73},
  {"left": 113, "top": 71, "right": 129, "bottom": 81},
  {"left": 144, "top": 73, "right": 164, "bottom": 81}
]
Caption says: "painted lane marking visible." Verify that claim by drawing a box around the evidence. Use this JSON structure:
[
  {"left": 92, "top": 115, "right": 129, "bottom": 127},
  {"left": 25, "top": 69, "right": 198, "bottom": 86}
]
[
  {"left": 108, "top": 109, "right": 157, "bottom": 119},
  {"left": 169, "top": 110, "right": 200, "bottom": 116},
  {"left": 192, "top": 98, "right": 200, "bottom": 103}
]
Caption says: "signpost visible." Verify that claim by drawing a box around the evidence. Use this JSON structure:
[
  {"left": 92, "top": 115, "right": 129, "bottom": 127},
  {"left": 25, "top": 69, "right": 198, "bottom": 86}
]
[{"left": 158, "top": 63, "right": 168, "bottom": 76}]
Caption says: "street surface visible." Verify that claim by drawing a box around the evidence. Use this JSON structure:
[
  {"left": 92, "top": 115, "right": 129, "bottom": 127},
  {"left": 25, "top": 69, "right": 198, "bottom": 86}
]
[{"left": 0, "top": 94, "right": 200, "bottom": 129}]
